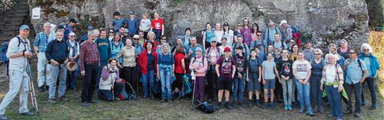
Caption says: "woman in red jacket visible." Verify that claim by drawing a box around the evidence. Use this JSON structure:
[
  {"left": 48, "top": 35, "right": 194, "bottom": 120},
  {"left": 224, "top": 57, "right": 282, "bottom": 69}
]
[{"left": 138, "top": 41, "right": 158, "bottom": 99}]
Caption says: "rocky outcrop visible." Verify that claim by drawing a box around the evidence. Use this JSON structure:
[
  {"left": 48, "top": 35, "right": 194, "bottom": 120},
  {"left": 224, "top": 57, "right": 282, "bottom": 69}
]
[{"left": 30, "top": 0, "right": 369, "bottom": 49}]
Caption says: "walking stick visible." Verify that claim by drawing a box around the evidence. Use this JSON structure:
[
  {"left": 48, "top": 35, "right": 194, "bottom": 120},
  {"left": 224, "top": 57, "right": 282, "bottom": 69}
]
[{"left": 27, "top": 60, "right": 39, "bottom": 116}]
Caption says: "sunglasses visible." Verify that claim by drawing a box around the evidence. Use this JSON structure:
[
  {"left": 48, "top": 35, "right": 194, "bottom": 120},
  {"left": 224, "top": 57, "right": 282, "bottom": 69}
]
[
  {"left": 349, "top": 52, "right": 356, "bottom": 54},
  {"left": 364, "top": 49, "right": 369, "bottom": 51},
  {"left": 257, "top": 34, "right": 262, "bottom": 36},
  {"left": 134, "top": 38, "right": 139, "bottom": 40},
  {"left": 109, "top": 32, "right": 114, "bottom": 33},
  {"left": 315, "top": 54, "right": 320, "bottom": 55},
  {"left": 70, "top": 35, "right": 76, "bottom": 37}
]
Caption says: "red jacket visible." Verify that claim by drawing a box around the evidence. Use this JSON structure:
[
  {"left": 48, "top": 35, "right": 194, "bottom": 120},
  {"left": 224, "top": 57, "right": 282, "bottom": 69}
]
[{"left": 138, "top": 49, "right": 158, "bottom": 74}]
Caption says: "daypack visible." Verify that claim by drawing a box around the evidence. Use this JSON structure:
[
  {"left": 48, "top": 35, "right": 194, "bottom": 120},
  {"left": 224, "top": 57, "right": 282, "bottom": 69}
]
[
  {"left": 1, "top": 42, "right": 9, "bottom": 64},
  {"left": 248, "top": 57, "right": 260, "bottom": 73},
  {"left": 291, "top": 26, "right": 301, "bottom": 47},
  {"left": 232, "top": 43, "right": 249, "bottom": 57},
  {"left": 220, "top": 56, "right": 233, "bottom": 74},
  {"left": 266, "top": 27, "right": 279, "bottom": 45}
]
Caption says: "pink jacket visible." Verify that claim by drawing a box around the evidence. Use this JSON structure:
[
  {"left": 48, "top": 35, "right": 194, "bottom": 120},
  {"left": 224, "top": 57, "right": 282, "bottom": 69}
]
[{"left": 189, "top": 56, "right": 208, "bottom": 77}]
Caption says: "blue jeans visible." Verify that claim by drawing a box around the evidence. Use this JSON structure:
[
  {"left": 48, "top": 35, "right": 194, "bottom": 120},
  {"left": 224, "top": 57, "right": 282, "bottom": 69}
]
[
  {"left": 160, "top": 68, "right": 172, "bottom": 99},
  {"left": 310, "top": 76, "right": 324, "bottom": 108},
  {"left": 295, "top": 79, "right": 312, "bottom": 112},
  {"left": 344, "top": 82, "right": 362, "bottom": 113},
  {"left": 233, "top": 73, "right": 245, "bottom": 102},
  {"left": 361, "top": 77, "right": 377, "bottom": 107},
  {"left": 48, "top": 64, "right": 67, "bottom": 99},
  {"left": 281, "top": 79, "right": 293, "bottom": 106},
  {"left": 142, "top": 70, "right": 155, "bottom": 98},
  {"left": 325, "top": 86, "right": 343, "bottom": 119}
]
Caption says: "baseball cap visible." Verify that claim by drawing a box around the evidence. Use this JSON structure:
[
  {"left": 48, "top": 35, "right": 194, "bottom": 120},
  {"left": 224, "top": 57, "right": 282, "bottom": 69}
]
[
  {"left": 69, "top": 18, "right": 78, "bottom": 23},
  {"left": 129, "top": 10, "right": 135, "bottom": 15},
  {"left": 57, "top": 25, "right": 65, "bottom": 29},
  {"left": 87, "top": 26, "right": 94, "bottom": 30},
  {"left": 224, "top": 47, "right": 231, "bottom": 52},
  {"left": 196, "top": 47, "right": 203, "bottom": 52},
  {"left": 133, "top": 35, "right": 139, "bottom": 38},
  {"left": 19, "top": 25, "right": 30, "bottom": 30},
  {"left": 280, "top": 20, "right": 287, "bottom": 26}
]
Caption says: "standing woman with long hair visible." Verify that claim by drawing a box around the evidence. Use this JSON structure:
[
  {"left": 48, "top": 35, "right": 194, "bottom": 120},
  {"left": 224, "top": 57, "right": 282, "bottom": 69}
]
[
  {"left": 173, "top": 45, "right": 186, "bottom": 99},
  {"left": 223, "top": 22, "right": 234, "bottom": 47},
  {"left": 116, "top": 38, "right": 137, "bottom": 93},
  {"left": 138, "top": 41, "right": 158, "bottom": 99},
  {"left": 241, "top": 18, "right": 252, "bottom": 46},
  {"left": 140, "top": 13, "right": 151, "bottom": 39},
  {"left": 251, "top": 23, "right": 260, "bottom": 43},
  {"left": 202, "top": 22, "right": 215, "bottom": 50},
  {"left": 110, "top": 33, "right": 124, "bottom": 63}
]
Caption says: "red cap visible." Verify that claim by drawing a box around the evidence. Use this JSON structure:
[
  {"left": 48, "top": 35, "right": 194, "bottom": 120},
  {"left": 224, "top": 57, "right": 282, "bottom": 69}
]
[{"left": 224, "top": 47, "right": 231, "bottom": 52}]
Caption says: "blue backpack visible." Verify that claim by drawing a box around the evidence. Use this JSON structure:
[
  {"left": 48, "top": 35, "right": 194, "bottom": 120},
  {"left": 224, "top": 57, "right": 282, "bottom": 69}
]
[{"left": 1, "top": 42, "right": 9, "bottom": 64}]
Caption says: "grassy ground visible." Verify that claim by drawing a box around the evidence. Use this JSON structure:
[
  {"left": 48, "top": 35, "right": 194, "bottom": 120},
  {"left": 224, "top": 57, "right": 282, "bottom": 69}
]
[{"left": 0, "top": 32, "right": 383, "bottom": 119}]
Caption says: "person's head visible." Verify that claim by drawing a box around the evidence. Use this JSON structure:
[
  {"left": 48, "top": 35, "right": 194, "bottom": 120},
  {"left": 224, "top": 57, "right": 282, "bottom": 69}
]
[
  {"left": 100, "top": 29, "right": 107, "bottom": 39},
  {"left": 176, "top": 37, "right": 183, "bottom": 45},
  {"left": 305, "top": 41, "right": 312, "bottom": 49},
  {"left": 206, "top": 22, "right": 212, "bottom": 30},
  {"left": 236, "top": 46, "right": 243, "bottom": 55},
  {"left": 119, "top": 27, "right": 125, "bottom": 33},
  {"left": 267, "top": 53, "right": 273, "bottom": 60},
  {"left": 109, "top": 29, "right": 114, "bottom": 36},
  {"left": 221, "top": 37, "right": 227, "bottom": 44},
  {"left": 280, "top": 20, "right": 288, "bottom": 27},
  {"left": 138, "top": 30, "right": 144, "bottom": 38},
  {"left": 185, "top": 28, "right": 191, "bottom": 35},
  {"left": 298, "top": 52, "right": 305, "bottom": 60},
  {"left": 237, "top": 23, "right": 242, "bottom": 30},
  {"left": 190, "top": 37, "right": 197, "bottom": 45},
  {"left": 160, "top": 35, "right": 167, "bottom": 44},
  {"left": 55, "top": 31, "right": 64, "bottom": 41},
  {"left": 19, "top": 25, "right": 30, "bottom": 39},
  {"left": 126, "top": 38, "right": 132, "bottom": 47},
  {"left": 267, "top": 45, "right": 274, "bottom": 53},
  {"left": 145, "top": 41, "right": 153, "bottom": 50},
  {"left": 175, "top": 45, "right": 185, "bottom": 54},
  {"left": 154, "top": 12, "right": 160, "bottom": 19},
  {"left": 129, "top": 10, "right": 135, "bottom": 18},
  {"left": 326, "top": 53, "right": 336, "bottom": 64},
  {"left": 43, "top": 22, "right": 51, "bottom": 33},
  {"left": 328, "top": 44, "right": 337, "bottom": 53},
  {"left": 314, "top": 49, "right": 323, "bottom": 59},
  {"left": 349, "top": 49, "right": 358, "bottom": 59},
  {"left": 292, "top": 44, "right": 298, "bottom": 52},
  {"left": 282, "top": 50, "right": 289, "bottom": 58},
  {"left": 268, "top": 20, "right": 275, "bottom": 27},
  {"left": 69, "top": 32, "right": 76, "bottom": 41},
  {"left": 162, "top": 43, "right": 170, "bottom": 53},
  {"left": 223, "top": 22, "right": 229, "bottom": 31},
  {"left": 224, "top": 46, "right": 231, "bottom": 57},
  {"left": 236, "top": 35, "right": 243, "bottom": 43},
  {"left": 195, "top": 47, "right": 203, "bottom": 57},
  {"left": 252, "top": 23, "right": 259, "bottom": 33},
  {"left": 256, "top": 31, "right": 262, "bottom": 39},
  {"left": 147, "top": 31, "right": 155, "bottom": 40},
  {"left": 255, "top": 47, "right": 260, "bottom": 54},
  {"left": 274, "top": 34, "right": 280, "bottom": 42},
  {"left": 274, "top": 48, "right": 281, "bottom": 56},
  {"left": 215, "top": 23, "right": 221, "bottom": 30},
  {"left": 290, "top": 39, "right": 296, "bottom": 46},
  {"left": 56, "top": 25, "right": 65, "bottom": 32},
  {"left": 210, "top": 38, "right": 218, "bottom": 47},
  {"left": 142, "top": 13, "right": 149, "bottom": 19},
  {"left": 113, "top": 11, "right": 121, "bottom": 19},
  {"left": 113, "top": 33, "right": 121, "bottom": 42},
  {"left": 243, "top": 18, "right": 249, "bottom": 26},
  {"left": 339, "top": 39, "right": 348, "bottom": 48},
  {"left": 87, "top": 31, "right": 96, "bottom": 41},
  {"left": 108, "top": 58, "right": 118, "bottom": 67},
  {"left": 361, "top": 43, "right": 372, "bottom": 55},
  {"left": 133, "top": 35, "right": 140, "bottom": 44},
  {"left": 251, "top": 49, "right": 257, "bottom": 57},
  {"left": 69, "top": 18, "right": 77, "bottom": 27},
  {"left": 93, "top": 29, "right": 100, "bottom": 38}
]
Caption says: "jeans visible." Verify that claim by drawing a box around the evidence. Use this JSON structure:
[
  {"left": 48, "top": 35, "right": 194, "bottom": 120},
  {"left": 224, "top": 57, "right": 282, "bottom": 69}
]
[
  {"left": 194, "top": 77, "right": 205, "bottom": 102},
  {"left": 233, "top": 73, "right": 245, "bottom": 102},
  {"left": 99, "top": 82, "right": 127, "bottom": 101},
  {"left": 344, "top": 82, "right": 362, "bottom": 113},
  {"left": 152, "top": 29, "right": 162, "bottom": 40},
  {"left": 81, "top": 64, "right": 100, "bottom": 102},
  {"left": 37, "top": 52, "right": 51, "bottom": 87},
  {"left": 325, "top": 86, "right": 343, "bottom": 119},
  {"left": 295, "top": 79, "right": 312, "bottom": 112},
  {"left": 207, "top": 68, "right": 217, "bottom": 100},
  {"left": 281, "top": 79, "right": 293, "bottom": 106},
  {"left": 160, "top": 68, "right": 172, "bottom": 99},
  {"left": 48, "top": 64, "right": 67, "bottom": 99},
  {"left": 122, "top": 66, "right": 137, "bottom": 94},
  {"left": 142, "top": 70, "right": 155, "bottom": 98},
  {"left": 0, "top": 69, "right": 30, "bottom": 115},
  {"left": 361, "top": 77, "right": 377, "bottom": 106},
  {"left": 310, "top": 76, "right": 324, "bottom": 108}
]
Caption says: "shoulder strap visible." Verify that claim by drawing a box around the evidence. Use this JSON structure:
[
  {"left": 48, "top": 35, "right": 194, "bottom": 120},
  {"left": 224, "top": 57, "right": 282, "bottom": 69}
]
[
  {"left": 357, "top": 59, "right": 363, "bottom": 73},
  {"left": 16, "top": 36, "right": 22, "bottom": 47}
]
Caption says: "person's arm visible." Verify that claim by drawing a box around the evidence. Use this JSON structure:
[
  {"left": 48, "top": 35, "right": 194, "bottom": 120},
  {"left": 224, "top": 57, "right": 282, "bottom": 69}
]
[
  {"left": 45, "top": 41, "right": 55, "bottom": 63},
  {"left": 33, "top": 34, "right": 40, "bottom": 53},
  {"left": 246, "top": 66, "right": 249, "bottom": 81},
  {"left": 360, "top": 60, "right": 368, "bottom": 83},
  {"left": 101, "top": 66, "right": 110, "bottom": 80},
  {"left": 216, "top": 64, "right": 220, "bottom": 77},
  {"left": 304, "top": 69, "right": 311, "bottom": 84},
  {"left": 161, "top": 25, "right": 165, "bottom": 35},
  {"left": 74, "top": 43, "right": 80, "bottom": 59},
  {"left": 189, "top": 57, "right": 195, "bottom": 71},
  {"left": 116, "top": 48, "right": 124, "bottom": 59},
  {"left": 232, "top": 65, "right": 236, "bottom": 79},
  {"left": 79, "top": 44, "right": 86, "bottom": 73},
  {"left": 202, "top": 31, "right": 206, "bottom": 49},
  {"left": 198, "top": 57, "right": 208, "bottom": 73},
  {"left": 181, "top": 59, "right": 186, "bottom": 73},
  {"left": 274, "top": 66, "right": 280, "bottom": 80}
]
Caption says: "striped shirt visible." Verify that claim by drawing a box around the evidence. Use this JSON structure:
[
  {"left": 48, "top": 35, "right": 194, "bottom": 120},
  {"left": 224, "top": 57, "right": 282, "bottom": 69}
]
[{"left": 80, "top": 40, "right": 100, "bottom": 71}]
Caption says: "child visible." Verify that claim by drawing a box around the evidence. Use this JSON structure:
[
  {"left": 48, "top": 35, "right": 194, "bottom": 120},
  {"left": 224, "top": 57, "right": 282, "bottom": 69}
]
[
  {"left": 280, "top": 50, "right": 293, "bottom": 110},
  {"left": 112, "top": 11, "right": 126, "bottom": 32},
  {"left": 215, "top": 47, "right": 236, "bottom": 110},
  {"left": 233, "top": 46, "right": 247, "bottom": 108},
  {"left": 262, "top": 53, "right": 280, "bottom": 109},
  {"left": 246, "top": 48, "right": 262, "bottom": 107}
]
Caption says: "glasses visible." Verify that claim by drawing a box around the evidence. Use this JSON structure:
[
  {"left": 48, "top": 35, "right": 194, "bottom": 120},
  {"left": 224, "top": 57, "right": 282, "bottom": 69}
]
[
  {"left": 364, "top": 49, "right": 369, "bottom": 51},
  {"left": 315, "top": 54, "right": 320, "bottom": 55},
  {"left": 134, "top": 38, "right": 139, "bottom": 40},
  {"left": 70, "top": 35, "right": 76, "bottom": 37},
  {"left": 257, "top": 34, "right": 262, "bottom": 36},
  {"left": 349, "top": 52, "right": 356, "bottom": 54}
]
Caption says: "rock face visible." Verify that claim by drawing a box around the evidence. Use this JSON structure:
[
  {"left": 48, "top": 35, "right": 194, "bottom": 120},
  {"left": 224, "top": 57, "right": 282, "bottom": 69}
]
[{"left": 30, "top": 0, "right": 369, "bottom": 49}]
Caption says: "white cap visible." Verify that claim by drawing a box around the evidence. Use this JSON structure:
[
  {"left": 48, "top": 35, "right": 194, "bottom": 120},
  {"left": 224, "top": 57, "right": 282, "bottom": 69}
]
[
  {"left": 69, "top": 32, "right": 76, "bottom": 36},
  {"left": 280, "top": 20, "right": 287, "bottom": 26}
]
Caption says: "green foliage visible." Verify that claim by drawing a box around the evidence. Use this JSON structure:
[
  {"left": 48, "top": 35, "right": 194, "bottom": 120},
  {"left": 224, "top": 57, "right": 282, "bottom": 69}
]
[{"left": 366, "top": 0, "right": 384, "bottom": 27}]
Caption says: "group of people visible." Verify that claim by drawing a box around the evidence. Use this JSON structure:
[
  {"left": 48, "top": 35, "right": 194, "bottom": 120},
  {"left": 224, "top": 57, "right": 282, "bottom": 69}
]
[{"left": 0, "top": 10, "right": 381, "bottom": 120}]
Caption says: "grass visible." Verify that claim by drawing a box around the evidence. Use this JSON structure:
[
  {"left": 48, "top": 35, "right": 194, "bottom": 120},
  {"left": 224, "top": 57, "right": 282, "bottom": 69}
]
[{"left": 0, "top": 31, "right": 384, "bottom": 119}]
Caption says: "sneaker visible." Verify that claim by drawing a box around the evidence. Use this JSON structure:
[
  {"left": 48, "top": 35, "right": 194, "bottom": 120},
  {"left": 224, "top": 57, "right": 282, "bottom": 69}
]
[
  {"left": 81, "top": 102, "right": 90, "bottom": 107},
  {"left": 369, "top": 105, "right": 377, "bottom": 110},
  {"left": 232, "top": 102, "right": 238, "bottom": 108},
  {"left": 299, "top": 107, "right": 305, "bottom": 113},
  {"left": 284, "top": 105, "right": 288, "bottom": 110},
  {"left": 361, "top": 101, "right": 366, "bottom": 106},
  {"left": 248, "top": 100, "right": 253, "bottom": 107},
  {"left": 354, "top": 112, "right": 360, "bottom": 117},
  {"left": 88, "top": 100, "right": 98, "bottom": 104},
  {"left": 0, "top": 115, "right": 8, "bottom": 120},
  {"left": 216, "top": 102, "right": 222, "bottom": 110},
  {"left": 319, "top": 106, "right": 325, "bottom": 114},
  {"left": 255, "top": 99, "right": 261, "bottom": 107},
  {"left": 313, "top": 106, "right": 318, "bottom": 113},
  {"left": 59, "top": 96, "right": 69, "bottom": 102},
  {"left": 328, "top": 114, "right": 335, "bottom": 118},
  {"left": 343, "top": 110, "right": 352, "bottom": 114},
  {"left": 263, "top": 103, "right": 269, "bottom": 109},
  {"left": 19, "top": 112, "right": 34, "bottom": 116},
  {"left": 270, "top": 102, "right": 274, "bottom": 109},
  {"left": 307, "top": 110, "right": 315, "bottom": 116},
  {"left": 336, "top": 117, "right": 343, "bottom": 120},
  {"left": 48, "top": 99, "right": 57, "bottom": 104},
  {"left": 240, "top": 103, "right": 247, "bottom": 108},
  {"left": 225, "top": 102, "right": 232, "bottom": 109},
  {"left": 38, "top": 86, "right": 44, "bottom": 92},
  {"left": 288, "top": 105, "right": 293, "bottom": 111}
]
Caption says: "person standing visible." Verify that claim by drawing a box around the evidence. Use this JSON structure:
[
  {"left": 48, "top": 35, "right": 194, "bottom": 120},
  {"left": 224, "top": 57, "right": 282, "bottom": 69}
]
[
  {"left": 232, "top": 46, "right": 248, "bottom": 108},
  {"left": 140, "top": 13, "right": 151, "bottom": 39},
  {"left": 66, "top": 32, "right": 80, "bottom": 90},
  {"left": 205, "top": 39, "right": 221, "bottom": 102},
  {"left": 173, "top": 45, "right": 186, "bottom": 99},
  {"left": 202, "top": 22, "right": 215, "bottom": 49},
  {"left": 33, "top": 22, "right": 54, "bottom": 92},
  {"left": 64, "top": 18, "right": 78, "bottom": 40},
  {"left": 94, "top": 29, "right": 111, "bottom": 67},
  {"left": 79, "top": 31, "right": 100, "bottom": 107},
  {"left": 262, "top": 53, "right": 280, "bottom": 109},
  {"left": 45, "top": 31, "right": 70, "bottom": 104},
  {"left": 157, "top": 43, "right": 175, "bottom": 102},
  {"left": 303, "top": 41, "right": 315, "bottom": 62},
  {"left": 127, "top": 10, "right": 139, "bottom": 37},
  {"left": 310, "top": 49, "right": 326, "bottom": 113},
  {"left": 279, "top": 20, "right": 293, "bottom": 43},
  {"left": 0, "top": 25, "right": 34, "bottom": 120},
  {"left": 189, "top": 47, "right": 208, "bottom": 103},
  {"left": 215, "top": 47, "right": 236, "bottom": 110},
  {"left": 264, "top": 20, "right": 281, "bottom": 45},
  {"left": 246, "top": 49, "right": 262, "bottom": 107},
  {"left": 343, "top": 49, "right": 368, "bottom": 117},
  {"left": 138, "top": 41, "right": 158, "bottom": 99},
  {"left": 280, "top": 50, "right": 293, "bottom": 110},
  {"left": 292, "top": 52, "right": 314, "bottom": 116},
  {"left": 150, "top": 12, "right": 164, "bottom": 40},
  {"left": 223, "top": 22, "right": 234, "bottom": 46},
  {"left": 112, "top": 11, "right": 126, "bottom": 32},
  {"left": 116, "top": 38, "right": 137, "bottom": 94},
  {"left": 359, "top": 43, "right": 380, "bottom": 110},
  {"left": 337, "top": 39, "right": 350, "bottom": 59}
]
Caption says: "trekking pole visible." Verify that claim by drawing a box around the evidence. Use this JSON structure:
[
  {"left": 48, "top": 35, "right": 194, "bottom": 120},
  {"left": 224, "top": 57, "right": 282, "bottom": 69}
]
[{"left": 27, "top": 60, "right": 39, "bottom": 116}]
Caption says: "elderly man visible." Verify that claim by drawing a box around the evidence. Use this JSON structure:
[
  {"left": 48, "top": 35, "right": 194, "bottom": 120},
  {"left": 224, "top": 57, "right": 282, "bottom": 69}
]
[
  {"left": 0, "top": 25, "right": 34, "bottom": 120},
  {"left": 80, "top": 31, "right": 101, "bottom": 107},
  {"left": 66, "top": 32, "right": 80, "bottom": 90},
  {"left": 264, "top": 20, "right": 281, "bottom": 45},
  {"left": 45, "top": 31, "right": 70, "bottom": 104},
  {"left": 33, "top": 22, "right": 55, "bottom": 92},
  {"left": 185, "top": 37, "right": 204, "bottom": 60},
  {"left": 280, "top": 20, "right": 293, "bottom": 43}
]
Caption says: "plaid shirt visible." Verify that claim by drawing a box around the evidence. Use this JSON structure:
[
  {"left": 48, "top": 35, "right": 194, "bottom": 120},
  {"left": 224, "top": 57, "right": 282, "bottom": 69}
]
[
  {"left": 80, "top": 40, "right": 100, "bottom": 72},
  {"left": 33, "top": 32, "right": 49, "bottom": 52}
]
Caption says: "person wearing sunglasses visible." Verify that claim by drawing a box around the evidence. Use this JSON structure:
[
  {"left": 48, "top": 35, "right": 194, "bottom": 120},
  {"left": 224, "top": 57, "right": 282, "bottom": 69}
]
[
  {"left": 358, "top": 43, "right": 380, "bottom": 110},
  {"left": 310, "top": 49, "right": 326, "bottom": 114},
  {"left": 108, "top": 30, "right": 114, "bottom": 41}
]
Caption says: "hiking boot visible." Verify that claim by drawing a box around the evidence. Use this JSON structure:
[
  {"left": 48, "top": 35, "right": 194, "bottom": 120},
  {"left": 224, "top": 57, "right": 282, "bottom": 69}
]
[
  {"left": 240, "top": 103, "right": 247, "bottom": 108},
  {"left": 232, "top": 102, "right": 238, "bottom": 108},
  {"left": 270, "top": 102, "right": 274, "bottom": 109},
  {"left": 38, "top": 86, "right": 44, "bottom": 92},
  {"left": 262, "top": 103, "right": 269, "bottom": 109},
  {"left": 0, "top": 115, "right": 8, "bottom": 120},
  {"left": 354, "top": 112, "right": 360, "bottom": 117},
  {"left": 255, "top": 99, "right": 261, "bottom": 107},
  {"left": 306, "top": 110, "right": 315, "bottom": 116},
  {"left": 225, "top": 102, "right": 232, "bottom": 109},
  {"left": 299, "top": 106, "right": 305, "bottom": 113},
  {"left": 284, "top": 105, "right": 288, "bottom": 110},
  {"left": 319, "top": 106, "right": 325, "bottom": 114},
  {"left": 216, "top": 102, "right": 222, "bottom": 110},
  {"left": 313, "top": 106, "right": 318, "bottom": 113},
  {"left": 248, "top": 100, "right": 253, "bottom": 107},
  {"left": 81, "top": 102, "right": 89, "bottom": 107},
  {"left": 59, "top": 96, "right": 69, "bottom": 102},
  {"left": 48, "top": 99, "right": 57, "bottom": 104},
  {"left": 88, "top": 100, "right": 98, "bottom": 104},
  {"left": 343, "top": 110, "right": 352, "bottom": 114},
  {"left": 19, "top": 112, "right": 34, "bottom": 116},
  {"left": 369, "top": 105, "right": 377, "bottom": 110}
]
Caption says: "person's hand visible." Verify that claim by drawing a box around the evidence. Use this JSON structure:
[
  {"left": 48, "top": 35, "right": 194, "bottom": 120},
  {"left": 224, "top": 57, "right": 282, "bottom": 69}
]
[
  {"left": 189, "top": 49, "right": 193, "bottom": 54},
  {"left": 258, "top": 78, "right": 261, "bottom": 82},
  {"left": 345, "top": 60, "right": 350, "bottom": 66},
  {"left": 157, "top": 72, "right": 160, "bottom": 79},
  {"left": 302, "top": 80, "right": 308, "bottom": 85},
  {"left": 116, "top": 79, "right": 122, "bottom": 83},
  {"left": 33, "top": 47, "right": 38, "bottom": 54},
  {"left": 217, "top": 73, "right": 220, "bottom": 77},
  {"left": 263, "top": 80, "right": 266, "bottom": 85},
  {"left": 64, "top": 59, "right": 68, "bottom": 64},
  {"left": 232, "top": 74, "right": 235, "bottom": 79},
  {"left": 320, "top": 84, "right": 324, "bottom": 91},
  {"left": 246, "top": 77, "right": 249, "bottom": 82},
  {"left": 51, "top": 60, "right": 59, "bottom": 66},
  {"left": 338, "top": 85, "right": 343, "bottom": 93},
  {"left": 81, "top": 71, "right": 85, "bottom": 76},
  {"left": 238, "top": 74, "right": 242, "bottom": 79},
  {"left": 24, "top": 51, "right": 32, "bottom": 57}
]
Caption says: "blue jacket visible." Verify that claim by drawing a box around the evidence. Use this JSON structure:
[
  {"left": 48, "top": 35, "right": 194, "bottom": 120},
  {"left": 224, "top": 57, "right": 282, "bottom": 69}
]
[{"left": 359, "top": 53, "right": 380, "bottom": 78}]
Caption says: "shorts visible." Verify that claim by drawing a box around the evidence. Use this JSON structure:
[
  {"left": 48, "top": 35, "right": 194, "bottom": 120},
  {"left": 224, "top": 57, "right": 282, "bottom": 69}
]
[
  {"left": 248, "top": 73, "right": 260, "bottom": 91},
  {"left": 217, "top": 76, "right": 232, "bottom": 90},
  {"left": 263, "top": 79, "right": 276, "bottom": 90}
]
